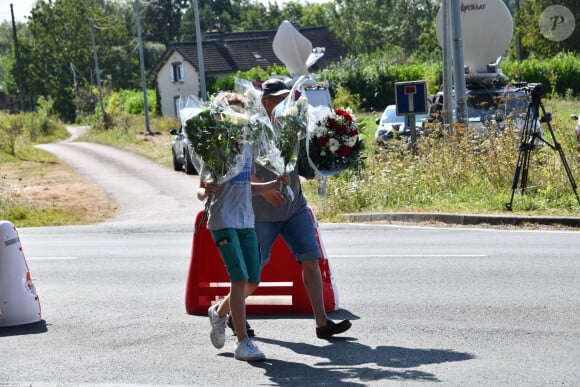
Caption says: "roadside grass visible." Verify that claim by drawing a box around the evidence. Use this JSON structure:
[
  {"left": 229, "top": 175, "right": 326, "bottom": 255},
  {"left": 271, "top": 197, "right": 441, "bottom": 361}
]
[
  {"left": 1, "top": 99, "right": 579, "bottom": 227},
  {"left": 0, "top": 113, "right": 117, "bottom": 227},
  {"left": 79, "top": 113, "right": 180, "bottom": 169},
  {"left": 303, "top": 99, "right": 580, "bottom": 220}
]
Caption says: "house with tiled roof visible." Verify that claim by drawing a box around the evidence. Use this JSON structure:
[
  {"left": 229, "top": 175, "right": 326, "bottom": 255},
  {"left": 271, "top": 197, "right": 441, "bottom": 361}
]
[{"left": 154, "top": 25, "right": 346, "bottom": 118}]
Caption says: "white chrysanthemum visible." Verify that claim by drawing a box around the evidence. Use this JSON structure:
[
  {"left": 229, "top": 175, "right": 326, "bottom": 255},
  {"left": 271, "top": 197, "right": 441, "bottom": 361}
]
[
  {"left": 347, "top": 135, "right": 358, "bottom": 147},
  {"left": 328, "top": 138, "right": 340, "bottom": 152},
  {"left": 221, "top": 111, "right": 248, "bottom": 126},
  {"left": 284, "top": 106, "right": 299, "bottom": 117},
  {"left": 314, "top": 124, "right": 327, "bottom": 137},
  {"left": 296, "top": 96, "right": 309, "bottom": 108}
]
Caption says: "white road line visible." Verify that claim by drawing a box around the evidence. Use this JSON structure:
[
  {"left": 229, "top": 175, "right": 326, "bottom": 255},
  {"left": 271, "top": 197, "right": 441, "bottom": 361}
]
[{"left": 26, "top": 257, "right": 80, "bottom": 261}]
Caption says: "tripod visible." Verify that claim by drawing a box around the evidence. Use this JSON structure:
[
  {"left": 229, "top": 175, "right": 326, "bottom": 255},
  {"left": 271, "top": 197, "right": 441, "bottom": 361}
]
[{"left": 506, "top": 83, "right": 580, "bottom": 211}]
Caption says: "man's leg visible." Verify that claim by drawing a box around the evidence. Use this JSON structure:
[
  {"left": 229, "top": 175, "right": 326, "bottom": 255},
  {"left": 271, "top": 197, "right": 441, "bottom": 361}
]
[
  {"left": 301, "top": 258, "right": 329, "bottom": 327},
  {"left": 280, "top": 209, "right": 352, "bottom": 338}
]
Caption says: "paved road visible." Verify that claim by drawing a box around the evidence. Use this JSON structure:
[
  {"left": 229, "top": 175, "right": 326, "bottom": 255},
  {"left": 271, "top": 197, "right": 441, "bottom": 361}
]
[{"left": 1, "top": 129, "right": 579, "bottom": 386}]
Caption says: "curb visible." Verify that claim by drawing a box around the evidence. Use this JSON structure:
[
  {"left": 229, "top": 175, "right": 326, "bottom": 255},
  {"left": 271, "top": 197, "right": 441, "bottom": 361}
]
[{"left": 339, "top": 212, "right": 580, "bottom": 228}]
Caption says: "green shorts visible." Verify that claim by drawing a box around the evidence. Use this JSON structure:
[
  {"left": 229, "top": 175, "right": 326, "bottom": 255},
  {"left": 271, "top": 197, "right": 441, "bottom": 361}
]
[{"left": 210, "top": 228, "right": 261, "bottom": 284}]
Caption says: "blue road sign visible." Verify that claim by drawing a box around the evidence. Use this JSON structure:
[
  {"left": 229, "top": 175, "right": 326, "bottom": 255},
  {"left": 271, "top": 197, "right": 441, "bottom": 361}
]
[{"left": 395, "top": 81, "right": 428, "bottom": 115}]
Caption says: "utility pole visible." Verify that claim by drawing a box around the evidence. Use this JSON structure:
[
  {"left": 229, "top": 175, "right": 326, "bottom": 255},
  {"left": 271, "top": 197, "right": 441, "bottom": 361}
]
[
  {"left": 135, "top": 0, "right": 152, "bottom": 134},
  {"left": 450, "top": 0, "right": 468, "bottom": 125},
  {"left": 88, "top": 18, "right": 105, "bottom": 115},
  {"left": 514, "top": 0, "right": 522, "bottom": 67},
  {"left": 70, "top": 62, "right": 79, "bottom": 115},
  {"left": 10, "top": 4, "right": 25, "bottom": 112},
  {"left": 441, "top": 0, "right": 453, "bottom": 131},
  {"left": 193, "top": 0, "right": 206, "bottom": 100}
]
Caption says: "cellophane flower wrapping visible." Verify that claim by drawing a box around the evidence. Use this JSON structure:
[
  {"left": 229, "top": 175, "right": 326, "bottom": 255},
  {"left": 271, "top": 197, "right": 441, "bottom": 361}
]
[
  {"left": 234, "top": 78, "right": 282, "bottom": 174},
  {"left": 306, "top": 106, "right": 364, "bottom": 177},
  {"left": 271, "top": 84, "right": 309, "bottom": 175},
  {"left": 181, "top": 92, "right": 252, "bottom": 185}
]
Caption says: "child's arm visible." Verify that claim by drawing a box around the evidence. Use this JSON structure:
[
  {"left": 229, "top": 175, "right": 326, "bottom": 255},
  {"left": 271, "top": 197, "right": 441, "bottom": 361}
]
[{"left": 197, "top": 180, "right": 219, "bottom": 201}]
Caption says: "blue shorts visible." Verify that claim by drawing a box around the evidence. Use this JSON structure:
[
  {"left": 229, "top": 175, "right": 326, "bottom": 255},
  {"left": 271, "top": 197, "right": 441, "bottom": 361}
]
[
  {"left": 210, "top": 228, "right": 261, "bottom": 284},
  {"left": 255, "top": 207, "right": 322, "bottom": 267}
]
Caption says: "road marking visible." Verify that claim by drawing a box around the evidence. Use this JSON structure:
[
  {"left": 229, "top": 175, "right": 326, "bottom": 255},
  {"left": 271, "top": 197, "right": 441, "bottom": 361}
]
[
  {"left": 332, "top": 254, "right": 488, "bottom": 258},
  {"left": 27, "top": 257, "right": 80, "bottom": 261}
]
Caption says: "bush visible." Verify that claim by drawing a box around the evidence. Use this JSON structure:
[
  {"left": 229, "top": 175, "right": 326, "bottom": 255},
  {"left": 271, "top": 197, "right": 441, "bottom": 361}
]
[
  {"left": 104, "top": 90, "right": 157, "bottom": 115},
  {"left": 501, "top": 53, "right": 580, "bottom": 97},
  {"left": 0, "top": 114, "right": 23, "bottom": 155},
  {"left": 326, "top": 56, "right": 441, "bottom": 112}
]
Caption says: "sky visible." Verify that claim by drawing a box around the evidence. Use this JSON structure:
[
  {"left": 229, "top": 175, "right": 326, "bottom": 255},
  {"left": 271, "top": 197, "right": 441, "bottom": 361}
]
[
  {"left": 1, "top": 0, "right": 332, "bottom": 23},
  {"left": 0, "top": 0, "right": 35, "bottom": 23}
]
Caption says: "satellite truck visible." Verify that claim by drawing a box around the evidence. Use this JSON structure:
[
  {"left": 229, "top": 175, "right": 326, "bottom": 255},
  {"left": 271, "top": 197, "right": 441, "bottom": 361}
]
[
  {"left": 268, "top": 20, "right": 333, "bottom": 108},
  {"left": 430, "top": 0, "right": 530, "bottom": 134}
]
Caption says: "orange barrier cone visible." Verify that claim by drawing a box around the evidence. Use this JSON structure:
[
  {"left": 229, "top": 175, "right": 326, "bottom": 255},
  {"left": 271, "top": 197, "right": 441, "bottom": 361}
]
[
  {"left": 185, "top": 207, "right": 338, "bottom": 315},
  {"left": 0, "top": 221, "right": 42, "bottom": 327}
]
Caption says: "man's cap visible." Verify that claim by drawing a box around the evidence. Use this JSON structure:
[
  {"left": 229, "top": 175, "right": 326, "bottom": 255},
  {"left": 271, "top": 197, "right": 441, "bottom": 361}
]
[{"left": 261, "top": 79, "right": 290, "bottom": 97}]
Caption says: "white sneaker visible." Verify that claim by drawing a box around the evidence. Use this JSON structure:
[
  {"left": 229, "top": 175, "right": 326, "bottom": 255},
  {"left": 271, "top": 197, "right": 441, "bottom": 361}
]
[
  {"left": 234, "top": 337, "right": 265, "bottom": 361},
  {"left": 208, "top": 304, "right": 227, "bottom": 349}
]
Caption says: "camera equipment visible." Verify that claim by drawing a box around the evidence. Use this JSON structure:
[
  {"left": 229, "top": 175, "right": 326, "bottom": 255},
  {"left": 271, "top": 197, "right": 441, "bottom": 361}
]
[{"left": 505, "top": 83, "right": 580, "bottom": 210}]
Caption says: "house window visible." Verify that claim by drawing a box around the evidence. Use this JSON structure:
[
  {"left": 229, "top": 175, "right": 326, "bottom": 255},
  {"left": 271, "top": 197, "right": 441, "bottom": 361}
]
[{"left": 170, "top": 62, "right": 184, "bottom": 83}]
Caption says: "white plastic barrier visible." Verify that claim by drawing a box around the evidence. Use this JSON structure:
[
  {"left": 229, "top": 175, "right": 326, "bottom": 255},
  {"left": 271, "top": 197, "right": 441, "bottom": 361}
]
[{"left": 0, "top": 220, "right": 41, "bottom": 327}]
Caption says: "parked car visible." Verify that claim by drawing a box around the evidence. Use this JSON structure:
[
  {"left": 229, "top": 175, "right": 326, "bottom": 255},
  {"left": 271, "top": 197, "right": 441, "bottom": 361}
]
[
  {"left": 572, "top": 111, "right": 580, "bottom": 141},
  {"left": 374, "top": 104, "right": 429, "bottom": 146},
  {"left": 170, "top": 126, "right": 197, "bottom": 175},
  {"left": 428, "top": 85, "right": 530, "bottom": 134}
]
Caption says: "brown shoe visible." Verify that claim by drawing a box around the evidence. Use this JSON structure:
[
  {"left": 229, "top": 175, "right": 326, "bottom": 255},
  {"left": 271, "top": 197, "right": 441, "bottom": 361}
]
[{"left": 316, "top": 319, "right": 352, "bottom": 339}]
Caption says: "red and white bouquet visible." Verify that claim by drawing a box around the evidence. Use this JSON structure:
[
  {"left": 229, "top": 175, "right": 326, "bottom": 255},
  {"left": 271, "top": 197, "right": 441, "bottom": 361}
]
[{"left": 307, "top": 107, "right": 363, "bottom": 176}]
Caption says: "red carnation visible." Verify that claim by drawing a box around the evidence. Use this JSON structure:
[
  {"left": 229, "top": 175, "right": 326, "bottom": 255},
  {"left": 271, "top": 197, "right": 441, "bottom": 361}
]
[
  {"left": 317, "top": 136, "right": 330, "bottom": 146},
  {"left": 335, "top": 109, "right": 353, "bottom": 123},
  {"left": 337, "top": 144, "right": 351, "bottom": 157},
  {"left": 337, "top": 124, "right": 349, "bottom": 135},
  {"left": 326, "top": 118, "right": 338, "bottom": 129}
]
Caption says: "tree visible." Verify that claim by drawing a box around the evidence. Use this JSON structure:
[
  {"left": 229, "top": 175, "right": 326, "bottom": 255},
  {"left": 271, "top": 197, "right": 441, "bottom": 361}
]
[
  {"left": 6, "top": 0, "right": 143, "bottom": 120},
  {"left": 141, "top": 0, "right": 189, "bottom": 44},
  {"left": 327, "top": 0, "right": 438, "bottom": 57},
  {"left": 512, "top": 0, "right": 579, "bottom": 59}
]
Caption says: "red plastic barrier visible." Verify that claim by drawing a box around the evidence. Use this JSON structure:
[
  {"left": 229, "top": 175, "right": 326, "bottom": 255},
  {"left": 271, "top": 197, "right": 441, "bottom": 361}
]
[{"left": 185, "top": 207, "right": 338, "bottom": 315}]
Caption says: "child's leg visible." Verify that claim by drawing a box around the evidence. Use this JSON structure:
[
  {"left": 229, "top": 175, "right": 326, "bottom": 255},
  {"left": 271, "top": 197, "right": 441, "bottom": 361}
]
[
  {"left": 215, "top": 282, "right": 259, "bottom": 318},
  {"left": 230, "top": 228, "right": 261, "bottom": 340},
  {"left": 229, "top": 280, "right": 249, "bottom": 343}
]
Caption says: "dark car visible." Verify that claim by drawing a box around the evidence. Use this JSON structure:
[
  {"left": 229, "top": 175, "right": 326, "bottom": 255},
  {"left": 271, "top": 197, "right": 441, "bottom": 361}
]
[
  {"left": 428, "top": 86, "right": 530, "bottom": 134},
  {"left": 170, "top": 126, "right": 197, "bottom": 175}
]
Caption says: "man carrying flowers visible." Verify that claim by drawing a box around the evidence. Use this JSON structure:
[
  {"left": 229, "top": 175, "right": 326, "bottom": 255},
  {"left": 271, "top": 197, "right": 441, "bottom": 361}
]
[{"left": 251, "top": 79, "right": 352, "bottom": 339}]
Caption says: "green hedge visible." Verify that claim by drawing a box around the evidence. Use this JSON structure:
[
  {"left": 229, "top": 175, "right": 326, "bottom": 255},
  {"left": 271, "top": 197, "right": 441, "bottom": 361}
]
[
  {"left": 325, "top": 52, "right": 580, "bottom": 112},
  {"left": 326, "top": 57, "right": 441, "bottom": 112},
  {"left": 501, "top": 52, "right": 580, "bottom": 97}
]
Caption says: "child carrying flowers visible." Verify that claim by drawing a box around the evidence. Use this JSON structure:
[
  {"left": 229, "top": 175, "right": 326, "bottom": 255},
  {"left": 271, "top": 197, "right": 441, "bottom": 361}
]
[{"left": 190, "top": 92, "right": 290, "bottom": 361}]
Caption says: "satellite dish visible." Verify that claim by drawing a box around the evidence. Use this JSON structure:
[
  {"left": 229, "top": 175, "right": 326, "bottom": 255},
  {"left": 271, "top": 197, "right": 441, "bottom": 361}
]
[
  {"left": 436, "top": 0, "right": 513, "bottom": 73},
  {"left": 273, "top": 20, "right": 312, "bottom": 76}
]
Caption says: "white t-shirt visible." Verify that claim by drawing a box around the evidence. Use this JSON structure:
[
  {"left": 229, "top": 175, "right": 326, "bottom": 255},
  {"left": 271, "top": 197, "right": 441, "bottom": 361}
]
[{"left": 207, "top": 143, "right": 254, "bottom": 230}]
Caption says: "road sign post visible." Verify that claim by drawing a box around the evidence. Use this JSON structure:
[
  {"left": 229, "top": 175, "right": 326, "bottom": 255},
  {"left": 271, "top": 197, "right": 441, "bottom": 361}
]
[{"left": 395, "top": 81, "right": 428, "bottom": 154}]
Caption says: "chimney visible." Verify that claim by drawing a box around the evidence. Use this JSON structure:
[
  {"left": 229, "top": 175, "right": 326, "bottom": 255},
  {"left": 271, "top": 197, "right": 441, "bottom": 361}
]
[{"left": 204, "top": 26, "right": 224, "bottom": 43}]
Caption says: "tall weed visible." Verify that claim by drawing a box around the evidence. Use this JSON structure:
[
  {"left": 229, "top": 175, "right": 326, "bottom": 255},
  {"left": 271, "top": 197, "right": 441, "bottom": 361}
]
[{"left": 308, "top": 101, "right": 580, "bottom": 219}]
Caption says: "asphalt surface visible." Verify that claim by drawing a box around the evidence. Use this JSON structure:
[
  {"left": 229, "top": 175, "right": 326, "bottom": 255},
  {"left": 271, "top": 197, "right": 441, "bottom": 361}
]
[{"left": 1, "top": 127, "right": 578, "bottom": 386}]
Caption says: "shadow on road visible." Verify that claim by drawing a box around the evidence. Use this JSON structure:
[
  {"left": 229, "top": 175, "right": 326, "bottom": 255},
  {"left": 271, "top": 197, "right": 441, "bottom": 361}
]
[
  {"left": 0, "top": 320, "right": 48, "bottom": 337},
  {"left": 251, "top": 337, "right": 475, "bottom": 385}
]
